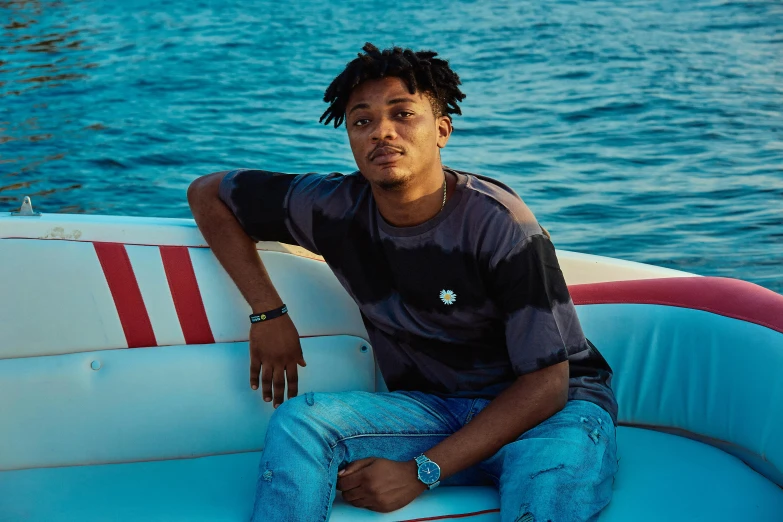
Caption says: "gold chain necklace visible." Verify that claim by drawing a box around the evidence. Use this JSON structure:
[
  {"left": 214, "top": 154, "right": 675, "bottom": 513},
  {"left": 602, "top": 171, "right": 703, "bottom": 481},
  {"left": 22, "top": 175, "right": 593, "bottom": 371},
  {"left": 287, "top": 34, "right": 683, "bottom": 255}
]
[{"left": 440, "top": 175, "right": 447, "bottom": 211}]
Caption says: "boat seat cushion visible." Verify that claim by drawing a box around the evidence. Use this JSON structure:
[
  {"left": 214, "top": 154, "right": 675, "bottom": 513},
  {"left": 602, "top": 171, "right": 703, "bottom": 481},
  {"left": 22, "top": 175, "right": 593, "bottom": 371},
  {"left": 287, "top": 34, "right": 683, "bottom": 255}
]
[
  {"left": 2, "top": 427, "right": 781, "bottom": 521},
  {"left": 0, "top": 338, "right": 376, "bottom": 471}
]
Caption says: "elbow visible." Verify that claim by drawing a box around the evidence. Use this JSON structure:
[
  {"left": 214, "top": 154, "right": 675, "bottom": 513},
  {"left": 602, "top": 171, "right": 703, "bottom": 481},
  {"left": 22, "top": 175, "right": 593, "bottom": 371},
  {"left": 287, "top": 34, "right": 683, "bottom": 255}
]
[
  {"left": 187, "top": 173, "right": 213, "bottom": 210},
  {"left": 186, "top": 178, "right": 201, "bottom": 211},
  {"left": 188, "top": 171, "right": 228, "bottom": 215}
]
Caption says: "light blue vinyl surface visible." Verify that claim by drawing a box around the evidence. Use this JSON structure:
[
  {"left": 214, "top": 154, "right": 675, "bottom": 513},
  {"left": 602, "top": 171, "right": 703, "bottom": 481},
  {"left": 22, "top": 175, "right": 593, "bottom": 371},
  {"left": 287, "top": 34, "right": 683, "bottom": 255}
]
[
  {"left": 2, "top": 427, "right": 782, "bottom": 521},
  {"left": 576, "top": 303, "right": 783, "bottom": 486},
  {"left": 2, "top": 303, "right": 782, "bottom": 520},
  {"left": 0, "top": 337, "right": 375, "bottom": 471}
]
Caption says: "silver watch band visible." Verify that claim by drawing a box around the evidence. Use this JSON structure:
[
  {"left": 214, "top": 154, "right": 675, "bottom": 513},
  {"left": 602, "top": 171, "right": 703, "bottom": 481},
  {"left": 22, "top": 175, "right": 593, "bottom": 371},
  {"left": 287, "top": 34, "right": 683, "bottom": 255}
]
[{"left": 414, "top": 454, "right": 430, "bottom": 466}]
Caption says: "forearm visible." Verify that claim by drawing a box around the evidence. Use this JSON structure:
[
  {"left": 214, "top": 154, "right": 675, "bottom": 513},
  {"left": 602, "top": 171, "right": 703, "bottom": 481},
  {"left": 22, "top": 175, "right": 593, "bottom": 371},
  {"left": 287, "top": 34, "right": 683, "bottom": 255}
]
[
  {"left": 425, "top": 360, "right": 569, "bottom": 480},
  {"left": 188, "top": 172, "right": 283, "bottom": 313}
]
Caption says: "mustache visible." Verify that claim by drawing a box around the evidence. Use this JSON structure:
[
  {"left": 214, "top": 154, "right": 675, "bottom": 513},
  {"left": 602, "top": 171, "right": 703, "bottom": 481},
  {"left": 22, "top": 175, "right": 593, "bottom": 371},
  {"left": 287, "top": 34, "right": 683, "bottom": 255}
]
[{"left": 369, "top": 142, "right": 405, "bottom": 161}]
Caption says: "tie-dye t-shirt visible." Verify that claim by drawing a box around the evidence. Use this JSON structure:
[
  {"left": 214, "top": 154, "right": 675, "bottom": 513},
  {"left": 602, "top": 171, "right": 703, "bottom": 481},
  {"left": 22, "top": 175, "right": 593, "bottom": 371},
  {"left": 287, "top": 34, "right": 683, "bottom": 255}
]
[{"left": 219, "top": 167, "right": 618, "bottom": 423}]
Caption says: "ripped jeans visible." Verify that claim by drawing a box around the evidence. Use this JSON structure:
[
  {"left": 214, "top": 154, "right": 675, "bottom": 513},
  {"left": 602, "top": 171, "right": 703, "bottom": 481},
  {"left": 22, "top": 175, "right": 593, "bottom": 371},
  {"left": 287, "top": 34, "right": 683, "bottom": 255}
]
[{"left": 250, "top": 392, "right": 617, "bottom": 522}]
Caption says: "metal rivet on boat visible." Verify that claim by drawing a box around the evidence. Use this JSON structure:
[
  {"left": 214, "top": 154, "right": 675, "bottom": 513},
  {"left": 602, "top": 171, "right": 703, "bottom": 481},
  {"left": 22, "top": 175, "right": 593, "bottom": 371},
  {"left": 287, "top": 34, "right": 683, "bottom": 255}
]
[
  {"left": 91, "top": 360, "right": 101, "bottom": 371},
  {"left": 360, "top": 345, "right": 369, "bottom": 353}
]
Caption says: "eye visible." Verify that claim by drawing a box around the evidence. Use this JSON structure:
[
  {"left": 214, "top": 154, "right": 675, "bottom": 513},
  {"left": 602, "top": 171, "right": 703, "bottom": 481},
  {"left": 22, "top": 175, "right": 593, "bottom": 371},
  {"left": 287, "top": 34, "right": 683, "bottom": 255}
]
[
  {"left": 353, "top": 118, "right": 370, "bottom": 127},
  {"left": 397, "top": 111, "right": 413, "bottom": 118}
]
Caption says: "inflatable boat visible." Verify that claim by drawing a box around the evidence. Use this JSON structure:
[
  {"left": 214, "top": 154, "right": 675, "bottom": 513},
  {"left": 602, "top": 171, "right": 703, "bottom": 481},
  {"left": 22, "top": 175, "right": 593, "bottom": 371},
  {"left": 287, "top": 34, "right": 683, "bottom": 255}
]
[{"left": 1, "top": 198, "right": 782, "bottom": 521}]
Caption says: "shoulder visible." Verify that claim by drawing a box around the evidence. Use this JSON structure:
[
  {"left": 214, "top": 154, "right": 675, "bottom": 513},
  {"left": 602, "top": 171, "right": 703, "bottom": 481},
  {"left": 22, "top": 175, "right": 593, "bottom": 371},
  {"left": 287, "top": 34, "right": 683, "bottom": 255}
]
[
  {"left": 221, "top": 168, "right": 367, "bottom": 205},
  {"left": 291, "top": 171, "right": 369, "bottom": 217},
  {"left": 455, "top": 169, "right": 540, "bottom": 228},
  {"left": 450, "top": 168, "right": 545, "bottom": 256},
  {"left": 221, "top": 168, "right": 363, "bottom": 190},
  {"left": 294, "top": 170, "right": 366, "bottom": 193}
]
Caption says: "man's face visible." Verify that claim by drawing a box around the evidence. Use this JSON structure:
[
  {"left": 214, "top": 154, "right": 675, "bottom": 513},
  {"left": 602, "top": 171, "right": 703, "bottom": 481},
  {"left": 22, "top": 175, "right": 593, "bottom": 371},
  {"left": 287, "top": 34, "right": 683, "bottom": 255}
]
[{"left": 345, "top": 77, "right": 452, "bottom": 190}]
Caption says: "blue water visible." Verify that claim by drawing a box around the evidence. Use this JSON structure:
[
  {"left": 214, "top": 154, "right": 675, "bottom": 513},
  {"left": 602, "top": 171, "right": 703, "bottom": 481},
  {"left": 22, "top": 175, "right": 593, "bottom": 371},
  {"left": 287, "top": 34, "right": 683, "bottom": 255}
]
[{"left": 2, "top": 1, "right": 782, "bottom": 292}]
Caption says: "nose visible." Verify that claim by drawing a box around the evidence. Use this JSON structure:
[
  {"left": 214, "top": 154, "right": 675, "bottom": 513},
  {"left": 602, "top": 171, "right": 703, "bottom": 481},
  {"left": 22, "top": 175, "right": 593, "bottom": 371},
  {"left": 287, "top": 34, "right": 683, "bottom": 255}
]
[{"left": 371, "top": 116, "right": 397, "bottom": 142}]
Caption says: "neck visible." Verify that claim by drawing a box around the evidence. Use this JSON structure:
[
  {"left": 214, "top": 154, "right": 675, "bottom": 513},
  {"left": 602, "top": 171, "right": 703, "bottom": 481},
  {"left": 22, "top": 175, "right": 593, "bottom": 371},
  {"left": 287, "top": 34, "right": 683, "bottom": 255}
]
[{"left": 372, "top": 165, "right": 453, "bottom": 228}]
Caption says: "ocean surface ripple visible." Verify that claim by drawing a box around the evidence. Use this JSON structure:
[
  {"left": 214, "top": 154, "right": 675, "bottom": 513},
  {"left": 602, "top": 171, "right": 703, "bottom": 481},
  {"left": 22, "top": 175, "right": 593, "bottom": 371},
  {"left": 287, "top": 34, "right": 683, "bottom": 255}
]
[{"left": 1, "top": 0, "right": 781, "bottom": 292}]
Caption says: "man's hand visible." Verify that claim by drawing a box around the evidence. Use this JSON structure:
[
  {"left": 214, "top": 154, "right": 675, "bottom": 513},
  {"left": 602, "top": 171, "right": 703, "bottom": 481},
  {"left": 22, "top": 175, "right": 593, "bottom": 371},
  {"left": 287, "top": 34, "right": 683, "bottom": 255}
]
[
  {"left": 336, "top": 458, "right": 426, "bottom": 513},
  {"left": 249, "top": 314, "right": 306, "bottom": 408}
]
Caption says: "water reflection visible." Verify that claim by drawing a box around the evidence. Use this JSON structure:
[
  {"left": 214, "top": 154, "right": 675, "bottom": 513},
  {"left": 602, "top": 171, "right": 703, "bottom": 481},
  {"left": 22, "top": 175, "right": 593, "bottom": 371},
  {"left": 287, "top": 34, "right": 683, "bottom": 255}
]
[{"left": 0, "top": 0, "right": 94, "bottom": 211}]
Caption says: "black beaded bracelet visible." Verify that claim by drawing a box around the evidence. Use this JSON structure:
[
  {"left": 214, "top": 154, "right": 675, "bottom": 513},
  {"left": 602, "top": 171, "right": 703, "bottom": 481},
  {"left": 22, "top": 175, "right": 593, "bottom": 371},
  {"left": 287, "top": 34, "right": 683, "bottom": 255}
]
[{"left": 250, "top": 304, "right": 288, "bottom": 324}]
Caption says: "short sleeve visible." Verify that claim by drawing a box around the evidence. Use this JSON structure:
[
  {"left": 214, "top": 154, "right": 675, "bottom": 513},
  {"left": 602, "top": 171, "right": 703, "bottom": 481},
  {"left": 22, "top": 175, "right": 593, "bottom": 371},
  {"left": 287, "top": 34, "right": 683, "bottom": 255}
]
[
  {"left": 489, "top": 234, "right": 587, "bottom": 376},
  {"left": 218, "top": 169, "right": 328, "bottom": 255}
]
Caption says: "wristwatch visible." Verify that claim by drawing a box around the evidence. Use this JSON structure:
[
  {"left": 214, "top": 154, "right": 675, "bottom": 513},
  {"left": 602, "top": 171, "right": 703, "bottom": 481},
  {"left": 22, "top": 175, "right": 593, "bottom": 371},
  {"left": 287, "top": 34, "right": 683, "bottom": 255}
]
[{"left": 414, "top": 454, "right": 441, "bottom": 489}]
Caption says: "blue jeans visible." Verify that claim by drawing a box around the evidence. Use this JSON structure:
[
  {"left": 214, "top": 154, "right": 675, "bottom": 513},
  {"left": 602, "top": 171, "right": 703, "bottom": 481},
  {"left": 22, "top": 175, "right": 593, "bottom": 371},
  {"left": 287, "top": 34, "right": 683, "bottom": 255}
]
[{"left": 250, "top": 392, "right": 617, "bottom": 522}]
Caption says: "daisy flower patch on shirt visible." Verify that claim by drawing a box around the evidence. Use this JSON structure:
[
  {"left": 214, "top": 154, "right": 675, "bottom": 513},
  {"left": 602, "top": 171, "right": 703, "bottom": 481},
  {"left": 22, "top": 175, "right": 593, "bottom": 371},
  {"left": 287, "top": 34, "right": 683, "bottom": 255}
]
[{"left": 439, "top": 289, "right": 457, "bottom": 305}]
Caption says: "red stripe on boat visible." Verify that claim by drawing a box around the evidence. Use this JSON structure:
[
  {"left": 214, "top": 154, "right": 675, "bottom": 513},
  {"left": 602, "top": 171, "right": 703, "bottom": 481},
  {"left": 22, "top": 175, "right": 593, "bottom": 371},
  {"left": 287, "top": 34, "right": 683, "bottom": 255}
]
[
  {"left": 93, "top": 242, "right": 157, "bottom": 348},
  {"left": 401, "top": 508, "right": 501, "bottom": 522},
  {"left": 160, "top": 246, "right": 215, "bottom": 345},
  {"left": 570, "top": 276, "right": 783, "bottom": 334}
]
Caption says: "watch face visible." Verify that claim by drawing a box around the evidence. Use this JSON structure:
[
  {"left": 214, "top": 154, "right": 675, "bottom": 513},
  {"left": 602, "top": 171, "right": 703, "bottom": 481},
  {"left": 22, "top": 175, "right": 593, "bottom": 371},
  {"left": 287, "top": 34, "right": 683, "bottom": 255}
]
[{"left": 417, "top": 461, "right": 441, "bottom": 484}]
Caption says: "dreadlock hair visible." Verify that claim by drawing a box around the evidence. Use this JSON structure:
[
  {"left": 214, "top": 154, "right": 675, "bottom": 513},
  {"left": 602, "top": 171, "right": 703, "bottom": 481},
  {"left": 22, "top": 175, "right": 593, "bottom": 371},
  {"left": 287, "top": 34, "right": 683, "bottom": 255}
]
[{"left": 320, "top": 42, "right": 466, "bottom": 128}]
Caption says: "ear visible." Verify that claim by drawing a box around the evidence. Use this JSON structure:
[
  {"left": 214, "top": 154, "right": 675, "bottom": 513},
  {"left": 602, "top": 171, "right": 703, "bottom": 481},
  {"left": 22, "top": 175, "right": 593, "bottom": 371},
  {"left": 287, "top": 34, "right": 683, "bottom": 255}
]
[{"left": 436, "top": 115, "right": 453, "bottom": 149}]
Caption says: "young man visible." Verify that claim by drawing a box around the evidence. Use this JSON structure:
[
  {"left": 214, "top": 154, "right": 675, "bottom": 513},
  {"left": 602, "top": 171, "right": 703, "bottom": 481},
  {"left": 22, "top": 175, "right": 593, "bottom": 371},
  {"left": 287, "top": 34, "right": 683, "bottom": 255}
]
[{"left": 189, "top": 43, "right": 618, "bottom": 522}]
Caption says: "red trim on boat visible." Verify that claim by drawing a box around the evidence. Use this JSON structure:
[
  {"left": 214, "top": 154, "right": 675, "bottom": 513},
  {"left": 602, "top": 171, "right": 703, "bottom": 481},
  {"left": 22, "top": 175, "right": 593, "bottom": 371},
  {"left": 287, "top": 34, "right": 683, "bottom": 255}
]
[
  {"left": 570, "top": 276, "right": 783, "bottom": 334},
  {"left": 160, "top": 246, "right": 216, "bottom": 345},
  {"left": 400, "top": 508, "right": 501, "bottom": 521},
  {"left": 93, "top": 242, "right": 157, "bottom": 348}
]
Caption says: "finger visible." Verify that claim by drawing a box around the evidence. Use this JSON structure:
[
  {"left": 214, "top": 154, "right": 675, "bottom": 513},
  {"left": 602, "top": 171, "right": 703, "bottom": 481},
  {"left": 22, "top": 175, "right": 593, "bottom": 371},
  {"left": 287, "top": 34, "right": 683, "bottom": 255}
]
[
  {"left": 286, "top": 364, "right": 299, "bottom": 399},
  {"left": 261, "top": 364, "right": 272, "bottom": 403},
  {"left": 249, "top": 347, "right": 261, "bottom": 391},
  {"left": 337, "top": 471, "right": 363, "bottom": 492},
  {"left": 341, "top": 485, "right": 367, "bottom": 503},
  {"left": 298, "top": 351, "right": 307, "bottom": 367},
  {"left": 350, "top": 499, "right": 371, "bottom": 509},
  {"left": 338, "top": 458, "right": 375, "bottom": 477},
  {"left": 337, "top": 461, "right": 374, "bottom": 491},
  {"left": 356, "top": 494, "right": 380, "bottom": 510},
  {"left": 272, "top": 366, "right": 286, "bottom": 408}
]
